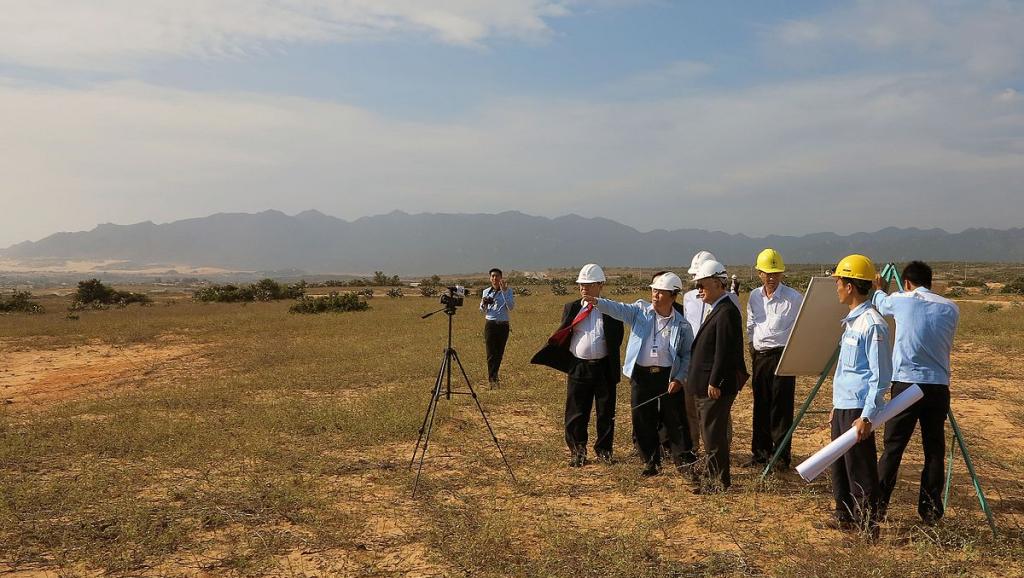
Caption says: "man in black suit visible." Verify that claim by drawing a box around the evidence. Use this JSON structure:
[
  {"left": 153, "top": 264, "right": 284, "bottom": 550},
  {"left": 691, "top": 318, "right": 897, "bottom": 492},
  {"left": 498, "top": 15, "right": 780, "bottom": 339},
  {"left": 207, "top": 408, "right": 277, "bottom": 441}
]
[
  {"left": 531, "top": 264, "right": 625, "bottom": 466},
  {"left": 686, "top": 259, "right": 748, "bottom": 492}
]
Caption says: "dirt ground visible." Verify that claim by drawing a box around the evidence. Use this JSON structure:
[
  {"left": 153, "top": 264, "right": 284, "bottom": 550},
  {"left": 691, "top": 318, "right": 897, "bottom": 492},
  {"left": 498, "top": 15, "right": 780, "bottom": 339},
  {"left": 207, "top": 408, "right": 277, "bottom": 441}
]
[{"left": 0, "top": 335, "right": 206, "bottom": 410}]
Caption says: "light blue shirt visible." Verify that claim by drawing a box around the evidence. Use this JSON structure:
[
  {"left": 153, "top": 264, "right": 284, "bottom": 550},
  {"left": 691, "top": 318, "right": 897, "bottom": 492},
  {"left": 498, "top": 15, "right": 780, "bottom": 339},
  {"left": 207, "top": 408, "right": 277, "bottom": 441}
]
[
  {"left": 872, "top": 287, "right": 959, "bottom": 385},
  {"left": 595, "top": 298, "right": 694, "bottom": 383},
  {"left": 479, "top": 287, "right": 514, "bottom": 321},
  {"left": 832, "top": 301, "right": 892, "bottom": 422}
]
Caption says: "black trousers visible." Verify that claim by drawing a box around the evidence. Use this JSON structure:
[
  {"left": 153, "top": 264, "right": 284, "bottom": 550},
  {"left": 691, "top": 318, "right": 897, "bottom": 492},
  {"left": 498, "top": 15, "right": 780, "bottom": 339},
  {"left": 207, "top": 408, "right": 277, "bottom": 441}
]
[
  {"left": 631, "top": 367, "right": 693, "bottom": 467},
  {"left": 830, "top": 407, "right": 880, "bottom": 526},
  {"left": 565, "top": 359, "right": 616, "bottom": 454},
  {"left": 878, "top": 382, "right": 950, "bottom": 521},
  {"left": 695, "top": 393, "right": 736, "bottom": 488},
  {"left": 751, "top": 347, "right": 796, "bottom": 465},
  {"left": 483, "top": 320, "right": 510, "bottom": 382}
]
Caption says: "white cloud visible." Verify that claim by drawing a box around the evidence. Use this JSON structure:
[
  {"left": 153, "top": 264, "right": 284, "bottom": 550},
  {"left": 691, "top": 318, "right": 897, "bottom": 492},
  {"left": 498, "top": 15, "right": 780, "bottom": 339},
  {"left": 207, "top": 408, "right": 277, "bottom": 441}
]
[
  {"left": 1, "top": 70, "right": 1022, "bottom": 246},
  {"left": 0, "top": 0, "right": 572, "bottom": 70},
  {"left": 765, "top": 0, "right": 1024, "bottom": 79}
]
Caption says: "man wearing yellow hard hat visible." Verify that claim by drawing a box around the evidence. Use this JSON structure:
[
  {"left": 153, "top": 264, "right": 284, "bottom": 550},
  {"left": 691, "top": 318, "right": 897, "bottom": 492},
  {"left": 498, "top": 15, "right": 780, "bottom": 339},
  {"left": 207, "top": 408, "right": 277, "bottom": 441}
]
[
  {"left": 825, "top": 254, "right": 892, "bottom": 537},
  {"left": 745, "top": 249, "right": 803, "bottom": 469}
]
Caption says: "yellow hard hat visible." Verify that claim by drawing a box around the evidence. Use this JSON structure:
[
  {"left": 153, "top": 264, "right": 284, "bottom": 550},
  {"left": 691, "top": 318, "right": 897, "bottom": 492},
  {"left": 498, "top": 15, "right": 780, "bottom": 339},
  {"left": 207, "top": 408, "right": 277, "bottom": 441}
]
[
  {"left": 832, "top": 254, "right": 876, "bottom": 282},
  {"left": 755, "top": 248, "right": 785, "bottom": 273}
]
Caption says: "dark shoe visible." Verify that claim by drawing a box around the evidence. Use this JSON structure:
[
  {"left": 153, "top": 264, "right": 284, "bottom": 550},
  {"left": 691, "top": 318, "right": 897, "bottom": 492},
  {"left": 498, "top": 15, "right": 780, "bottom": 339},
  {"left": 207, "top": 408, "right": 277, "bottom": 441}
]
[
  {"left": 920, "top": 511, "right": 942, "bottom": 526},
  {"left": 569, "top": 451, "right": 587, "bottom": 468},
  {"left": 595, "top": 450, "right": 613, "bottom": 464},
  {"left": 740, "top": 458, "right": 768, "bottom": 468},
  {"left": 641, "top": 461, "right": 660, "bottom": 477}
]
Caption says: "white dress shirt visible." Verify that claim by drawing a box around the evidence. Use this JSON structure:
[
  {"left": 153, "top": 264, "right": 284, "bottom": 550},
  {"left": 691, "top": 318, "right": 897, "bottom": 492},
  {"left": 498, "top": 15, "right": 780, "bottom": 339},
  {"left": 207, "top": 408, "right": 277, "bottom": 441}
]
[
  {"left": 746, "top": 283, "right": 803, "bottom": 351},
  {"left": 570, "top": 301, "right": 608, "bottom": 360}
]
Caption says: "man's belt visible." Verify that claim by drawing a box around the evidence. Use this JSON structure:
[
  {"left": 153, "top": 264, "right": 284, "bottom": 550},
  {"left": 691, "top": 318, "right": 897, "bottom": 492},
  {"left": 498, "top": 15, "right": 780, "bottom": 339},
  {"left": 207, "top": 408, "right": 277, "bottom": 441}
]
[
  {"left": 635, "top": 365, "right": 671, "bottom": 374},
  {"left": 754, "top": 346, "right": 785, "bottom": 355},
  {"left": 486, "top": 320, "right": 510, "bottom": 325},
  {"left": 575, "top": 356, "right": 607, "bottom": 365}
]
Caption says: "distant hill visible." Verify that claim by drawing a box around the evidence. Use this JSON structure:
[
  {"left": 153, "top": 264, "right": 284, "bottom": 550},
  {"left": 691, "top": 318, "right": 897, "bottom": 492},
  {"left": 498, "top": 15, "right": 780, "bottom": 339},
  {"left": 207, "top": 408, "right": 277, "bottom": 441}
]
[{"left": 3, "top": 210, "right": 1023, "bottom": 275}]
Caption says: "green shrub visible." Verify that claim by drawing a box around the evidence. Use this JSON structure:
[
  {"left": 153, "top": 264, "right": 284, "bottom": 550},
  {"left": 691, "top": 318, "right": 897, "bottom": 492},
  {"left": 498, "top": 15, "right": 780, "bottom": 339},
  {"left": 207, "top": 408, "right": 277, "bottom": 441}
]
[
  {"left": 551, "top": 282, "right": 569, "bottom": 296},
  {"left": 193, "top": 279, "right": 304, "bottom": 303},
  {"left": 945, "top": 287, "right": 967, "bottom": 298},
  {"left": 289, "top": 293, "right": 369, "bottom": 314},
  {"left": 386, "top": 288, "right": 404, "bottom": 298},
  {"left": 73, "top": 279, "right": 152, "bottom": 308},
  {"left": 983, "top": 303, "right": 1001, "bottom": 314},
  {"left": 1002, "top": 277, "right": 1024, "bottom": 295},
  {"left": 962, "top": 277, "right": 986, "bottom": 288},
  {"left": 0, "top": 290, "right": 44, "bottom": 313},
  {"left": 419, "top": 286, "right": 438, "bottom": 297}
]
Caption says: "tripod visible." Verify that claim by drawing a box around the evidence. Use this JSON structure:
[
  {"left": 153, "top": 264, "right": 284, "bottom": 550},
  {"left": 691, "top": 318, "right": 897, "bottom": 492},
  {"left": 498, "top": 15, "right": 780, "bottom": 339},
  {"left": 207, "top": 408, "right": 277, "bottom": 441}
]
[{"left": 409, "top": 303, "right": 516, "bottom": 496}]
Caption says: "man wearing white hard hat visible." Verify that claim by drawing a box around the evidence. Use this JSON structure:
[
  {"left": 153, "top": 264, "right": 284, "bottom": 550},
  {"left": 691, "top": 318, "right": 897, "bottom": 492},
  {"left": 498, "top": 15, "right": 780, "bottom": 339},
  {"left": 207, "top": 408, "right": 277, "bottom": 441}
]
[
  {"left": 686, "top": 260, "right": 748, "bottom": 492},
  {"left": 583, "top": 272, "right": 695, "bottom": 477},
  {"left": 531, "top": 264, "right": 625, "bottom": 466},
  {"left": 681, "top": 251, "right": 740, "bottom": 453}
]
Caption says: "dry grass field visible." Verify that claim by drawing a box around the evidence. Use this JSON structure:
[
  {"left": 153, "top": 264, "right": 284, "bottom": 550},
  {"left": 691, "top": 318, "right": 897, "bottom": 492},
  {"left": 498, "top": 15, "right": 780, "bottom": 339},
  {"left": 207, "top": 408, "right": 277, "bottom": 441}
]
[{"left": 1, "top": 286, "right": 1023, "bottom": 576}]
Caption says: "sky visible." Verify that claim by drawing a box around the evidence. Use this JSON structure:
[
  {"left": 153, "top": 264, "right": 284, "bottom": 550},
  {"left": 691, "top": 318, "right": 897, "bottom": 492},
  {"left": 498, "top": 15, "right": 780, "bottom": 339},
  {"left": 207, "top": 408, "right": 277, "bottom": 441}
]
[{"left": 1, "top": 0, "right": 1022, "bottom": 247}]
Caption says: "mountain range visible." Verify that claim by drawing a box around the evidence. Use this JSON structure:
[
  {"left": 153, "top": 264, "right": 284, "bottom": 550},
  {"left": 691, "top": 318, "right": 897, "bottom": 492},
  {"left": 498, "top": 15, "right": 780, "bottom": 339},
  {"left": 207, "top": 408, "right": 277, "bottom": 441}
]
[{"left": 3, "top": 210, "right": 1022, "bottom": 275}]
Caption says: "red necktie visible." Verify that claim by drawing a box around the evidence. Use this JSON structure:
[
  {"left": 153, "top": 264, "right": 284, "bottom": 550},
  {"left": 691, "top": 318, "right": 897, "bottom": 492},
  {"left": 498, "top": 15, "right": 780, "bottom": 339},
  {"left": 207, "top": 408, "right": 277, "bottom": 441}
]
[{"left": 549, "top": 303, "right": 593, "bottom": 347}]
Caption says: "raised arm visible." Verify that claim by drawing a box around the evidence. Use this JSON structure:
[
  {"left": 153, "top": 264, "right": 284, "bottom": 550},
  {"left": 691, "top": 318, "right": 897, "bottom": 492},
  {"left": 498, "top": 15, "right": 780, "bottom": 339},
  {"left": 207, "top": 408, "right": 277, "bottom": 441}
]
[{"left": 591, "top": 297, "right": 642, "bottom": 327}]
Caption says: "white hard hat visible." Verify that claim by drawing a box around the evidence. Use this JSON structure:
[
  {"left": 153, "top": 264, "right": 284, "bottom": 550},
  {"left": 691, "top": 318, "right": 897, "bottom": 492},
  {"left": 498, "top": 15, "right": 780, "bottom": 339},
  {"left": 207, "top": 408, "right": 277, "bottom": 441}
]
[
  {"left": 731, "top": 274, "right": 737, "bottom": 279},
  {"left": 688, "top": 250, "right": 717, "bottom": 275},
  {"left": 650, "top": 272, "right": 683, "bottom": 292},
  {"left": 693, "top": 260, "right": 728, "bottom": 281},
  {"left": 576, "top": 263, "right": 606, "bottom": 284}
]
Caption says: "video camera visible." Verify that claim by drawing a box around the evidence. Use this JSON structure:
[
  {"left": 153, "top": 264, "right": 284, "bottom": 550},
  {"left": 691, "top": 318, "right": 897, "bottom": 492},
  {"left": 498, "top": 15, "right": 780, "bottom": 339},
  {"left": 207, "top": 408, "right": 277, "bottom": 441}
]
[{"left": 440, "top": 285, "right": 466, "bottom": 308}]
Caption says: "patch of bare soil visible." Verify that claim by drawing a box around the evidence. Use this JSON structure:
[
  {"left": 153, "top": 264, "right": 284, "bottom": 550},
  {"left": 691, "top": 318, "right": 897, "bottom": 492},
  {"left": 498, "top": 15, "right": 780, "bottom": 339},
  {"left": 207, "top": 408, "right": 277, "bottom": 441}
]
[{"left": 0, "top": 335, "right": 206, "bottom": 411}]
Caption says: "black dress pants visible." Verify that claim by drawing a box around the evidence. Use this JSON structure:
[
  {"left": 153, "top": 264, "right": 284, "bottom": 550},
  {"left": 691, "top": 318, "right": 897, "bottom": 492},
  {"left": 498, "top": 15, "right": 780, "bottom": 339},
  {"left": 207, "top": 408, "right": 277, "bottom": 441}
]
[
  {"left": 878, "top": 382, "right": 950, "bottom": 521},
  {"left": 483, "top": 320, "right": 510, "bottom": 382},
  {"left": 830, "top": 407, "right": 880, "bottom": 526},
  {"left": 695, "top": 393, "right": 736, "bottom": 488},
  {"left": 565, "top": 359, "right": 616, "bottom": 455},
  {"left": 631, "top": 367, "right": 693, "bottom": 467},
  {"left": 751, "top": 347, "right": 796, "bottom": 465}
]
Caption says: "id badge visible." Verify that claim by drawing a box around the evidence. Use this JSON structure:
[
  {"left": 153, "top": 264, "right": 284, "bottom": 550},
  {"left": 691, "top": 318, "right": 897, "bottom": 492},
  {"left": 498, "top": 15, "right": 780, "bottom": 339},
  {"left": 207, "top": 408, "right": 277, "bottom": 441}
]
[{"left": 649, "top": 345, "right": 659, "bottom": 358}]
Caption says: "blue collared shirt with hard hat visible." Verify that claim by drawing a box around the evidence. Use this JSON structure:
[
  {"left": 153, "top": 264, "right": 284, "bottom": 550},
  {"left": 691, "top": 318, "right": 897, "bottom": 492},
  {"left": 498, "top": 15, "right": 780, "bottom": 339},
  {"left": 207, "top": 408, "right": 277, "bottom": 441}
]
[
  {"left": 746, "top": 283, "right": 803, "bottom": 351},
  {"left": 480, "top": 287, "right": 515, "bottom": 322},
  {"left": 872, "top": 287, "right": 959, "bottom": 385},
  {"left": 833, "top": 301, "right": 892, "bottom": 422},
  {"left": 595, "top": 298, "right": 694, "bottom": 384}
]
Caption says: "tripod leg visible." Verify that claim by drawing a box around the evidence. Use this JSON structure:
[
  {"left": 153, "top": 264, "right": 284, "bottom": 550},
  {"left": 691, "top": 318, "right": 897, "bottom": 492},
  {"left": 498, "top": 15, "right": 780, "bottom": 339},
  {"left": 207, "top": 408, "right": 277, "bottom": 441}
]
[
  {"left": 410, "top": 349, "right": 448, "bottom": 469},
  {"left": 412, "top": 353, "right": 449, "bottom": 497},
  {"left": 943, "top": 423, "right": 956, "bottom": 510},
  {"left": 948, "top": 409, "right": 997, "bottom": 536},
  {"left": 451, "top": 348, "right": 517, "bottom": 482}
]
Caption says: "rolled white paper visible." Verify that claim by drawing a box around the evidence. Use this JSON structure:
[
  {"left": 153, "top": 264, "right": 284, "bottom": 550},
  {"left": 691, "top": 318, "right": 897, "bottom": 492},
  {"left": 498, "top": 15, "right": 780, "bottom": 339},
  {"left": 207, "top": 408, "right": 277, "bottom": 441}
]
[{"left": 795, "top": 384, "right": 924, "bottom": 482}]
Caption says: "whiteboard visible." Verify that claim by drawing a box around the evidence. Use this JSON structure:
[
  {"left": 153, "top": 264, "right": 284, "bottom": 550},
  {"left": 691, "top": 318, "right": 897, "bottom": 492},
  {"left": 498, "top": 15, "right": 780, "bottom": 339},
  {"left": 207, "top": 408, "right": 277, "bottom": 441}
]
[
  {"left": 775, "top": 277, "right": 848, "bottom": 376},
  {"left": 776, "top": 277, "right": 895, "bottom": 376}
]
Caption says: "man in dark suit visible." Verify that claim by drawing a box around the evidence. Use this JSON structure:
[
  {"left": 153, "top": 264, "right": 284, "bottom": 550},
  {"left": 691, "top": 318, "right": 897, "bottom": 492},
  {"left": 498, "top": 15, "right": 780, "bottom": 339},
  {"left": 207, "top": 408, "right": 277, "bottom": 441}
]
[
  {"left": 531, "top": 264, "right": 624, "bottom": 466},
  {"left": 686, "top": 259, "right": 748, "bottom": 492}
]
